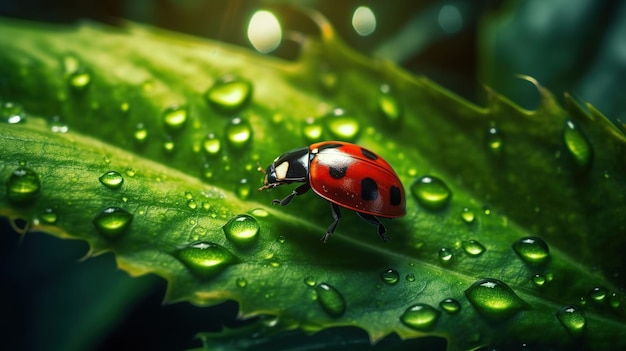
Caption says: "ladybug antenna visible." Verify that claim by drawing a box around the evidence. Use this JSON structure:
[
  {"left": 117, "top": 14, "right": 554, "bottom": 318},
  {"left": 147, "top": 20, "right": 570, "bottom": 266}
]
[{"left": 256, "top": 162, "right": 266, "bottom": 174}]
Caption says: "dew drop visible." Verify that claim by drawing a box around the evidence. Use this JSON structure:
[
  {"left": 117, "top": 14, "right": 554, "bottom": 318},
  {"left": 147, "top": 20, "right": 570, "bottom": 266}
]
[
  {"left": 162, "top": 105, "right": 188, "bottom": 132},
  {"left": 400, "top": 303, "right": 440, "bottom": 331},
  {"left": 381, "top": 269, "right": 400, "bottom": 285},
  {"left": 438, "top": 247, "right": 453, "bottom": 263},
  {"left": 99, "top": 171, "right": 124, "bottom": 189},
  {"left": 439, "top": 298, "right": 461, "bottom": 314},
  {"left": 531, "top": 273, "right": 546, "bottom": 287},
  {"left": 175, "top": 241, "right": 237, "bottom": 278},
  {"left": 223, "top": 214, "right": 260, "bottom": 247},
  {"left": 6, "top": 166, "right": 41, "bottom": 203},
  {"left": 304, "top": 276, "right": 316, "bottom": 287},
  {"left": 563, "top": 120, "right": 592, "bottom": 167},
  {"left": 462, "top": 239, "right": 486, "bottom": 257},
  {"left": 405, "top": 273, "right": 416, "bottom": 282},
  {"left": 133, "top": 123, "right": 148, "bottom": 143},
  {"left": 1, "top": 101, "right": 26, "bottom": 124},
  {"left": 202, "top": 133, "right": 221, "bottom": 156},
  {"left": 302, "top": 117, "right": 324, "bottom": 143},
  {"left": 68, "top": 67, "right": 91, "bottom": 91},
  {"left": 92, "top": 207, "right": 133, "bottom": 238},
  {"left": 512, "top": 236, "right": 550, "bottom": 265},
  {"left": 225, "top": 117, "right": 252, "bottom": 149},
  {"left": 589, "top": 286, "right": 608, "bottom": 302},
  {"left": 187, "top": 199, "right": 197, "bottom": 209},
  {"left": 277, "top": 235, "right": 286, "bottom": 244},
  {"left": 48, "top": 115, "right": 68, "bottom": 133},
  {"left": 556, "top": 305, "right": 586, "bottom": 336},
  {"left": 315, "top": 283, "right": 346, "bottom": 317},
  {"left": 39, "top": 208, "right": 58, "bottom": 224},
  {"left": 609, "top": 292, "right": 622, "bottom": 309},
  {"left": 411, "top": 176, "right": 452, "bottom": 210},
  {"left": 235, "top": 178, "right": 252, "bottom": 199},
  {"left": 205, "top": 75, "right": 253, "bottom": 114},
  {"left": 378, "top": 84, "right": 402, "bottom": 124},
  {"left": 162, "top": 136, "right": 175, "bottom": 153},
  {"left": 324, "top": 108, "right": 360, "bottom": 141},
  {"left": 486, "top": 126, "right": 503, "bottom": 154},
  {"left": 461, "top": 208, "right": 475, "bottom": 224},
  {"left": 464, "top": 278, "right": 528, "bottom": 320},
  {"left": 249, "top": 208, "right": 269, "bottom": 217},
  {"left": 236, "top": 277, "right": 248, "bottom": 288}
]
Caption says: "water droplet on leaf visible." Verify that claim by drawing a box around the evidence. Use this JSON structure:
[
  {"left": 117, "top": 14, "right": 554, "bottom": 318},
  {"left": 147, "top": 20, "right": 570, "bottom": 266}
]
[
  {"left": 162, "top": 105, "right": 188, "bottom": 132},
  {"left": 93, "top": 207, "right": 133, "bottom": 238},
  {"left": 315, "top": 283, "right": 346, "bottom": 317},
  {"left": 6, "top": 166, "right": 40, "bottom": 203},
  {"left": 1, "top": 101, "right": 26, "bottom": 124},
  {"left": 461, "top": 208, "right": 475, "bottom": 224},
  {"left": 439, "top": 298, "right": 461, "bottom": 314},
  {"left": 235, "top": 178, "right": 252, "bottom": 199},
  {"left": 223, "top": 214, "right": 260, "bottom": 247},
  {"left": 465, "top": 278, "right": 528, "bottom": 320},
  {"left": 462, "top": 239, "right": 486, "bottom": 257},
  {"left": 381, "top": 269, "right": 400, "bottom": 285},
  {"left": 400, "top": 303, "right": 440, "bottom": 331},
  {"left": 236, "top": 277, "right": 248, "bottom": 288},
  {"left": 589, "top": 286, "right": 608, "bottom": 302},
  {"left": 202, "top": 133, "right": 221, "bottom": 156},
  {"left": 133, "top": 123, "right": 148, "bottom": 143},
  {"left": 99, "top": 171, "right": 124, "bottom": 189},
  {"left": 68, "top": 67, "right": 91, "bottom": 91},
  {"left": 512, "top": 236, "right": 550, "bottom": 265},
  {"left": 563, "top": 120, "right": 592, "bottom": 167},
  {"left": 225, "top": 117, "right": 252, "bottom": 149},
  {"left": 302, "top": 117, "right": 323, "bottom": 143},
  {"left": 411, "top": 176, "right": 452, "bottom": 210},
  {"left": 439, "top": 247, "right": 453, "bottom": 263},
  {"left": 405, "top": 273, "right": 416, "bottom": 282},
  {"left": 39, "top": 208, "right": 58, "bottom": 224},
  {"left": 378, "top": 84, "right": 402, "bottom": 124},
  {"left": 304, "top": 276, "right": 316, "bottom": 287},
  {"left": 486, "top": 126, "right": 503, "bottom": 154},
  {"left": 324, "top": 109, "right": 360, "bottom": 141},
  {"left": 48, "top": 115, "right": 68, "bottom": 133},
  {"left": 175, "top": 241, "right": 237, "bottom": 278},
  {"left": 556, "top": 305, "right": 586, "bottom": 336},
  {"left": 205, "top": 75, "right": 253, "bottom": 114}
]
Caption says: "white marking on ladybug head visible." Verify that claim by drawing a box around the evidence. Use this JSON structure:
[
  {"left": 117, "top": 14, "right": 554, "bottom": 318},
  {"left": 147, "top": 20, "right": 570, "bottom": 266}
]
[{"left": 274, "top": 161, "right": 290, "bottom": 180}]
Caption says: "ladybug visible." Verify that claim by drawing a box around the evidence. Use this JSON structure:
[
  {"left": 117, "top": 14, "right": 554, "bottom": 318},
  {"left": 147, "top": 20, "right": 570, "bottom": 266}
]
[{"left": 258, "top": 141, "right": 406, "bottom": 242}]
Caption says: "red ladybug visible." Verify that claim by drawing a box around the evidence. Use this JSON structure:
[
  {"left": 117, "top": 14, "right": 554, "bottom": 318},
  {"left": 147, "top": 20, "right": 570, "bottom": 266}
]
[{"left": 258, "top": 141, "right": 406, "bottom": 242}]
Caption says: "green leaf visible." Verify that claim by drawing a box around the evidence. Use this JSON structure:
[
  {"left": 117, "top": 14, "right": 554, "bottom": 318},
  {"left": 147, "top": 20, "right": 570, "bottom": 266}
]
[{"left": 1, "top": 15, "right": 625, "bottom": 350}]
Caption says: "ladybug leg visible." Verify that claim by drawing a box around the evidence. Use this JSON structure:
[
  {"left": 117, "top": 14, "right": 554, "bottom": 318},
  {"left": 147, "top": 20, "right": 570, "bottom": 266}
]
[
  {"left": 321, "top": 202, "right": 341, "bottom": 243},
  {"left": 272, "top": 183, "right": 310, "bottom": 206},
  {"left": 356, "top": 212, "right": 390, "bottom": 241}
]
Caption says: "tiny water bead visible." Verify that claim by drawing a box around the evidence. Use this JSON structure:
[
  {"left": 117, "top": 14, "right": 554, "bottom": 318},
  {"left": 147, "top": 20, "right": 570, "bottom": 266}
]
[
  {"left": 6, "top": 166, "right": 41, "bottom": 203},
  {"left": 235, "top": 178, "right": 252, "bottom": 199},
  {"left": 223, "top": 214, "right": 260, "bottom": 247},
  {"left": 133, "top": 123, "right": 148, "bottom": 143},
  {"left": 162, "top": 105, "right": 188, "bottom": 131},
  {"left": 99, "top": 171, "right": 124, "bottom": 189},
  {"left": 438, "top": 247, "right": 453, "bottom": 263},
  {"left": 531, "top": 273, "right": 546, "bottom": 287},
  {"left": 236, "top": 277, "right": 248, "bottom": 288},
  {"left": 315, "top": 283, "right": 347, "bottom": 318},
  {"left": 175, "top": 241, "right": 237, "bottom": 278},
  {"left": 440, "top": 298, "right": 461, "bottom": 314},
  {"left": 588, "top": 286, "right": 608, "bottom": 302},
  {"left": 68, "top": 67, "right": 91, "bottom": 91},
  {"left": 249, "top": 208, "right": 269, "bottom": 217},
  {"left": 304, "top": 276, "right": 316, "bottom": 287},
  {"left": 205, "top": 75, "right": 253, "bottom": 114},
  {"left": 556, "top": 305, "right": 586, "bottom": 336},
  {"left": 378, "top": 84, "right": 402, "bottom": 124},
  {"left": 411, "top": 176, "right": 452, "bottom": 210},
  {"left": 381, "top": 269, "right": 400, "bottom": 285},
  {"left": 276, "top": 235, "right": 286, "bottom": 244},
  {"left": 485, "top": 126, "right": 503, "bottom": 154},
  {"left": 302, "top": 117, "right": 324, "bottom": 143},
  {"left": 461, "top": 208, "right": 475, "bottom": 224},
  {"left": 225, "top": 117, "right": 252, "bottom": 149},
  {"left": 405, "top": 273, "right": 416, "bottom": 282},
  {"left": 512, "top": 236, "right": 550, "bottom": 265},
  {"left": 48, "top": 115, "right": 68, "bottom": 133},
  {"left": 1, "top": 101, "right": 25, "bottom": 124},
  {"left": 563, "top": 120, "right": 593, "bottom": 167},
  {"left": 464, "top": 278, "right": 528, "bottom": 320},
  {"left": 202, "top": 133, "right": 221, "bottom": 156},
  {"left": 324, "top": 108, "right": 360, "bottom": 141},
  {"left": 400, "top": 303, "right": 440, "bottom": 331},
  {"left": 92, "top": 207, "right": 133, "bottom": 238},
  {"left": 39, "top": 208, "right": 58, "bottom": 224},
  {"left": 462, "top": 239, "right": 486, "bottom": 257}
]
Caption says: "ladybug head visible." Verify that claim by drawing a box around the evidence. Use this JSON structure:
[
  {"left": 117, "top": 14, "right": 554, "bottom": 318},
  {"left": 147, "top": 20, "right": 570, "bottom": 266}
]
[
  {"left": 258, "top": 147, "right": 310, "bottom": 191},
  {"left": 257, "top": 161, "right": 279, "bottom": 190}
]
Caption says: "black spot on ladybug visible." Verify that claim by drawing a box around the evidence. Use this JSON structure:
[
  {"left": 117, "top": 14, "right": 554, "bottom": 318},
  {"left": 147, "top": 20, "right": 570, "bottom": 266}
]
[
  {"left": 361, "top": 148, "right": 378, "bottom": 160},
  {"left": 390, "top": 186, "right": 402, "bottom": 206},
  {"left": 361, "top": 178, "right": 379, "bottom": 201},
  {"left": 329, "top": 165, "right": 348, "bottom": 179}
]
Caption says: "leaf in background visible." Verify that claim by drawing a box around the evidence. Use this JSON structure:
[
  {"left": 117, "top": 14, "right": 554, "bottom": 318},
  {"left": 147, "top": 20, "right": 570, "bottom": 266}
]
[{"left": 0, "top": 11, "right": 625, "bottom": 351}]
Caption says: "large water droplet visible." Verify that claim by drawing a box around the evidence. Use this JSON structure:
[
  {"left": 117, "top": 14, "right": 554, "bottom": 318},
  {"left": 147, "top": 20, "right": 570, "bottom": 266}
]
[
  {"left": 462, "top": 239, "right": 486, "bottom": 257},
  {"left": 438, "top": 247, "right": 453, "bottom": 263},
  {"left": 162, "top": 105, "right": 188, "bottom": 132},
  {"left": 315, "top": 283, "right": 346, "bottom": 317},
  {"left": 378, "top": 84, "right": 402, "bottom": 124},
  {"left": 461, "top": 208, "right": 475, "bottom": 224},
  {"left": 411, "top": 176, "right": 452, "bottom": 210},
  {"left": 464, "top": 278, "right": 528, "bottom": 320},
  {"left": 6, "top": 166, "right": 41, "bottom": 203},
  {"left": 324, "top": 108, "right": 360, "bottom": 141},
  {"left": 512, "top": 236, "right": 550, "bottom": 265},
  {"left": 202, "top": 133, "right": 221, "bottom": 156},
  {"left": 1, "top": 101, "right": 26, "bottom": 124},
  {"left": 92, "top": 207, "right": 133, "bottom": 238},
  {"left": 302, "top": 117, "right": 324, "bottom": 143},
  {"left": 175, "top": 241, "right": 237, "bottom": 278},
  {"left": 99, "top": 171, "right": 124, "bottom": 189},
  {"left": 588, "top": 286, "right": 608, "bottom": 302},
  {"left": 225, "top": 117, "right": 252, "bottom": 149},
  {"left": 400, "top": 303, "right": 440, "bottom": 331},
  {"left": 205, "top": 75, "right": 253, "bottom": 114},
  {"left": 381, "top": 268, "right": 400, "bottom": 285},
  {"left": 223, "top": 214, "right": 260, "bottom": 247},
  {"left": 563, "top": 120, "right": 592, "bottom": 167},
  {"left": 440, "top": 298, "right": 461, "bottom": 314},
  {"left": 556, "top": 305, "right": 586, "bottom": 336}
]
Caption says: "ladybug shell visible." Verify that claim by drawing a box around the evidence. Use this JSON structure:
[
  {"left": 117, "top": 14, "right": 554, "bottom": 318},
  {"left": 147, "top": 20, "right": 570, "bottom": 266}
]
[{"left": 308, "top": 141, "right": 406, "bottom": 218}]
